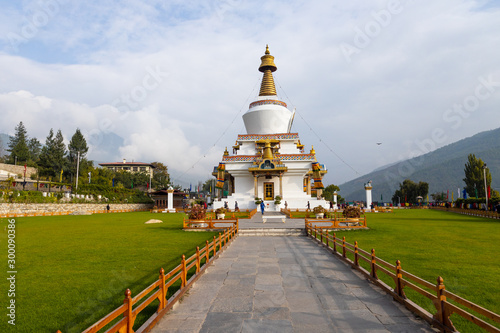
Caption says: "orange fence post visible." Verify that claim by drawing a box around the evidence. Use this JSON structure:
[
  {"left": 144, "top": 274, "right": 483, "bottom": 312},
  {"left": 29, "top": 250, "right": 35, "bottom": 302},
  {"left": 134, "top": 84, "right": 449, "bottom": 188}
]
[
  {"left": 213, "top": 236, "right": 217, "bottom": 257},
  {"left": 394, "top": 260, "right": 405, "bottom": 298},
  {"left": 218, "top": 233, "right": 222, "bottom": 251},
  {"left": 370, "top": 249, "right": 378, "bottom": 279},
  {"left": 333, "top": 233, "right": 337, "bottom": 253},
  {"left": 435, "top": 276, "right": 455, "bottom": 331},
  {"left": 124, "top": 289, "right": 133, "bottom": 333},
  {"left": 181, "top": 255, "right": 187, "bottom": 288},
  {"left": 342, "top": 236, "right": 346, "bottom": 258},
  {"left": 325, "top": 229, "right": 329, "bottom": 248},
  {"left": 354, "top": 241, "right": 359, "bottom": 266},
  {"left": 159, "top": 268, "right": 166, "bottom": 310},
  {"left": 205, "top": 240, "right": 210, "bottom": 262},
  {"left": 320, "top": 227, "right": 323, "bottom": 243},
  {"left": 196, "top": 247, "right": 201, "bottom": 273}
]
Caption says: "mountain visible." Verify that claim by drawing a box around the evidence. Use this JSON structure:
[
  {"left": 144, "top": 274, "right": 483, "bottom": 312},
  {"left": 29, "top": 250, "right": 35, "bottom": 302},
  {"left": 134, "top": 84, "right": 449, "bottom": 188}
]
[
  {"left": 338, "top": 128, "right": 500, "bottom": 202},
  {"left": 0, "top": 133, "right": 12, "bottom": 156}
]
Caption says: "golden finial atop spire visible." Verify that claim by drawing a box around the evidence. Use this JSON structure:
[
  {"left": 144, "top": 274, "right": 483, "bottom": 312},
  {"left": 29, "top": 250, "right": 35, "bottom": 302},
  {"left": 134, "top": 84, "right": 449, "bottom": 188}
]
[
  {"left": 224, "top": 147, "right": 229, "bottom": 156},
  {"left": 258, "top": 45, "right": 277, "bottom": 96},
  {"left": 310, "top": 146, "right": 316, "bottom": 155}
]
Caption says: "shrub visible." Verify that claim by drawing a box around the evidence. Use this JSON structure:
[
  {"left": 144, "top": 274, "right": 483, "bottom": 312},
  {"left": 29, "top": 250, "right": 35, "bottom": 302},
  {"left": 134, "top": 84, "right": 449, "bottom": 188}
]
[
  {"left": 313, "top": 205, "right": 326, "bottom": 214},
  {"left": 343, "top": 206, "right": 361, "bottom": 218},
  {"left": 274, "top": 195, "right": 281, "bottom": 204},
  {"left": 215, "top": 207, "right": 226, "bottom": 214},
  {"left": 188, "top": 204, "right": 206, "bottom": 220}
]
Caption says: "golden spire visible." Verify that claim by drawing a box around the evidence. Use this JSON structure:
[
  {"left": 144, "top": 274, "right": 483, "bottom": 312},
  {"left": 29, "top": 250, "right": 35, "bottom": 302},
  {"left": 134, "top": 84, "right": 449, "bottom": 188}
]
[
  {"left": 310, "top": 146, "right": 316, "bottom": 155},
  {"left": 224, "top": 147, "right": 229, "bottom": 156},
  {"left": 258, "top": 45, "right": 277, "bottom": 96}
]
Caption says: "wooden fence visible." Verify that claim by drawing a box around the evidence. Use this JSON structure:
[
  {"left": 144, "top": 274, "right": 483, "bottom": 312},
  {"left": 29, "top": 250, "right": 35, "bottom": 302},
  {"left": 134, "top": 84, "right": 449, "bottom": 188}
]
[
  {"left": 57, "top": 224, "right": 238, "bottom": 333},
  {"left": 183, "top": 217, "right": 239, "bottom": 230},
  {"left": 306, "top": 225, "right": 500, "bottom": 333},
  {"left": 305, "top": 216, "right": 367, "bottom": 229},
  {"left": 432, "top": 206, "right": 500, "bottom": 219}
]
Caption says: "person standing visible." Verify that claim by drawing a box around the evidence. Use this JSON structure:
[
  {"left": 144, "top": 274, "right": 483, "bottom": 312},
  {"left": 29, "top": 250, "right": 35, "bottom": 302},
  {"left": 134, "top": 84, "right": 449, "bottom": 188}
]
[
  {"left": 306, "top": 201, "right": 310, "bottom": 210},
  {"left": 106, "top": 204, "right": 110, "bottom": 213},
  {"left": 235, "top": 201, "right": 239, "bottom": 212},
  {"left": 260, "top": 201, "right": 265, "bottom": 214}
]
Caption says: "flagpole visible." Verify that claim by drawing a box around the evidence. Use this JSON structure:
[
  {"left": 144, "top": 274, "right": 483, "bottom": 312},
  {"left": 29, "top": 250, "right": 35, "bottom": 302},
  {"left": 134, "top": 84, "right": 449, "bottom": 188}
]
[
  {"left": 483, "top": 164, "right": 488, "bottom": 209},
  {"left": 76, "top": 152, "right": 80, "bottom": 192}
]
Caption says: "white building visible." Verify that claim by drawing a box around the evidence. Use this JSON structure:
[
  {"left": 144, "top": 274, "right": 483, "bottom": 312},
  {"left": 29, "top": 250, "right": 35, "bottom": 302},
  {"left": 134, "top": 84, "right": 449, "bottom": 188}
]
[{"left": 213, "top": 46, "right": 328, "bottom": 210}]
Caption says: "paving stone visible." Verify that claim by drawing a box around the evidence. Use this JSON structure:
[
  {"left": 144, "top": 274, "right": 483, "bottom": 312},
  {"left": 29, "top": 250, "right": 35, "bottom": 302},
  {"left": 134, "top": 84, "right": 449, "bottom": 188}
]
[
  {"left": 254, "top": 290, "right": 288, "bottom": 309},
  {"left": 241, "top": 319, "right": 293, "bottom": 333},
  {"left": 252, "top": 306, "right": 290, "bottom": 320},
  {"left": 199, "top": 312, "right": 251, "bottom": 332},
  {"left": 209, "top": 296, "right": 253, "bottom": 312},
  {"left": 217, "top": 284, "right": 254, "bottom": 298},
  {"left": 258, "top": 266, "right": 281, "bottom": 274},
  {"left": 255, "top": 274, "right": 282, "bottom": 285}
]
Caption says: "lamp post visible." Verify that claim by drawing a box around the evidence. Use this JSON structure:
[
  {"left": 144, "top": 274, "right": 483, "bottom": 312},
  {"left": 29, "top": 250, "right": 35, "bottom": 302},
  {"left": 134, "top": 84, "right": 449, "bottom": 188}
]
[{"left": 483, "top": 163, "right": 488, "bottom": 210}]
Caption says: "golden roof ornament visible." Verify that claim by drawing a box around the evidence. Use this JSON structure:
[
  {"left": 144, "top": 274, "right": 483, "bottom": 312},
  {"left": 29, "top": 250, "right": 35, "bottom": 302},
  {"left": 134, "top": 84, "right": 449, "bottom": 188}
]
[
  {"left": 258, "top": 45, "right": 277, "bottom": 96},
  {"left": 310, "top": 145, "right": 316, "bottom": 155},
  {"left": 223, "top": 147, "right": 229, "bottom": 156}
]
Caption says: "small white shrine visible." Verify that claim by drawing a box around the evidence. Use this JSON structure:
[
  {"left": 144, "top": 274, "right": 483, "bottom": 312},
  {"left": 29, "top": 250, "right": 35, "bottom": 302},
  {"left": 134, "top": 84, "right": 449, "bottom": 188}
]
[{"left": 213, "top": 46, "right": 328, "bottom": 210}]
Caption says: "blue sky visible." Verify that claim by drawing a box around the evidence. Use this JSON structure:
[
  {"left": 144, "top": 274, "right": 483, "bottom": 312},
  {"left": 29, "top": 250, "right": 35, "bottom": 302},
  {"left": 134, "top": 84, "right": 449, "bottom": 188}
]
[{"left": 1, "top": 0, "right": 500, "bottom": 188}]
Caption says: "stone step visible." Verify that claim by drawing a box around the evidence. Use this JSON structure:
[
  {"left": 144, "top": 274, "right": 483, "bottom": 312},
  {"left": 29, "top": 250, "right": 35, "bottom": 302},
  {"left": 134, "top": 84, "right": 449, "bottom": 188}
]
[{"left": 239, "top": 228, "right": 305, "bottom": 236}]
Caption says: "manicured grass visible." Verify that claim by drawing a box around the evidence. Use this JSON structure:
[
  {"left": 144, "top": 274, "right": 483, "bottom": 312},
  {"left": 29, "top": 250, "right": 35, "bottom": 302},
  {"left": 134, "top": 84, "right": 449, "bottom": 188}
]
[
  {"left": 331, "top": 209, "right": 500, "bottom": 333},
  {"left": 0, "top": 212, "right": 219, "bottom": 333}
]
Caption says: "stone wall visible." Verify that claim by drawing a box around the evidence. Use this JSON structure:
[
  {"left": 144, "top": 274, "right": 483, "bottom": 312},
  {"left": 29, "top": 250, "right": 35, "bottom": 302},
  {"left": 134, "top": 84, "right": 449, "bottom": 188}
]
[
  {"left": 0, "top": 203, "right": 153, "bottom": 215},
  {"left": 0, "top": 163, "right": 37, "bottom": 179}
]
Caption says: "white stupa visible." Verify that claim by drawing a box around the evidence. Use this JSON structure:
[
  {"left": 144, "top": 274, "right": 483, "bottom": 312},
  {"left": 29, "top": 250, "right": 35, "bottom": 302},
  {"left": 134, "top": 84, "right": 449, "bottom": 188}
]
[{"left": 213, "top": 46, "right": 328, "bottom": 210}]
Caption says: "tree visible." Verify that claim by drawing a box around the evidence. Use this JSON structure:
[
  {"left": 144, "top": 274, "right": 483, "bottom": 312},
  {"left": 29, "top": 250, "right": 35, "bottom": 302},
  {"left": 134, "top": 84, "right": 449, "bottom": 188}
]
[
  {"left": 151, "top": 162, "right": 170, "bottom": 189},
  {"left": 431, "top": 192, "right": 446, "bottom": 203},
  {"left": 323, "top": 184, "right": 344, "bottom": 203},
  {"left": 27, "top": 137, "right": 42, "bottom": 163},
  {"left": 67, "top": 129, "right": 89, "bottom": 180},
  {"left": 463, "top": 154, "right": 491, "bottom": 198},
  {"left": 39, "top": 129, "right": 67, "bottom": 178},
  {"left": 7, "top": 121, "right": 30, "bottom": 164},
  {"left": 391, "top": 179, "right": 429, "bottom": 204}
]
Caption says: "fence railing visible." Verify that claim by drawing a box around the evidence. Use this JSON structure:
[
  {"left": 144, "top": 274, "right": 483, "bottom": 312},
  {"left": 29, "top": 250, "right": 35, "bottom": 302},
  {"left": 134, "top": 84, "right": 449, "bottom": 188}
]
[
  {"left": 305, "top": 225, "right": 500, "bottom": 333},
  {"left": 56, "top": 224, "right": 238, "bottom": 333},
  {"left": 305, "top": 216, "right": 367, "bottom": 229},
  {"left": 432, "top": 206, "right": 500, "bottom": 219},
  {"left": 183, "top": 217, "right": 239, "bottom": 230}
]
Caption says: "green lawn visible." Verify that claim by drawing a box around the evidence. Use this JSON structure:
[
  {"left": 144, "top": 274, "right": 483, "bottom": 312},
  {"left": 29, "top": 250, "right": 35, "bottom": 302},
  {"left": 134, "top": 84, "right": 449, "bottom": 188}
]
[
  {"left": 331, "top": 209, "right": 500, "bottom": 333},
  {"left": 0, "top": 212, "right": 219, "bottom": 333}
]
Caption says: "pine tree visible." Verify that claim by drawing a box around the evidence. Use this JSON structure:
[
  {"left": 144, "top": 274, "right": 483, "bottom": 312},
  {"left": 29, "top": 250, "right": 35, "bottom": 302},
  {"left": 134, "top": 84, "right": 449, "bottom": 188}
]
[
  {"left": 39, "top": 129, "right": 66, "bottom": 178},
  {"left": 463, "top": 154, "right": 491, "bottom": 198},
  {"left": 7, "top": 121, "right": 30, "bottom": 164},
  {"left": 39, "top": 129, "right": 55, "bottom": 177},
  {"left": 27, "top": 137, "right": 42, "bottom": 163},
  {"left": 67, "top": 128, "right": 89, "bottom": 179},
  {"left": 53, "top": 129, "right": 67, "bottom": 178}
]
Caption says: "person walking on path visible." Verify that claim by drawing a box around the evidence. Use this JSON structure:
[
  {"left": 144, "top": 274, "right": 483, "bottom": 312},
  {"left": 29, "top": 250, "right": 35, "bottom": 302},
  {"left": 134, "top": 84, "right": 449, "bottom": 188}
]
[
  {"left": 306, "top": 201, "right": 310, "bottom": 210},
  {"left": 260, "top": 201, "right": 265, "bottom": 214}
]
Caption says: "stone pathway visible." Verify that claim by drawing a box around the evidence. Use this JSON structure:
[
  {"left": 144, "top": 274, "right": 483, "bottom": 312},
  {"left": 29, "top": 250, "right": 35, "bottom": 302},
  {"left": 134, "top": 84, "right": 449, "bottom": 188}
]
[{"left": 151, "top": 236, "right": 434, "bottom": 332}]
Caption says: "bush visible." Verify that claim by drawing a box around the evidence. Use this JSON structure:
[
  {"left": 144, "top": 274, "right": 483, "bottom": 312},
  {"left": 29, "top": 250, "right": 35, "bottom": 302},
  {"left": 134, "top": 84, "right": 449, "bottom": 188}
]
[
  {"left": 189, "top": 204, "right": 206, "bottom": 220},
  {"left": 215, "top": 207, "right": 226, "bottom": 214},
  {"left": 343, "top": 206, "right": 361, "bottom": 218},
  {"left": 313, "top": 205, "right": 326, "bottom": 214}
]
